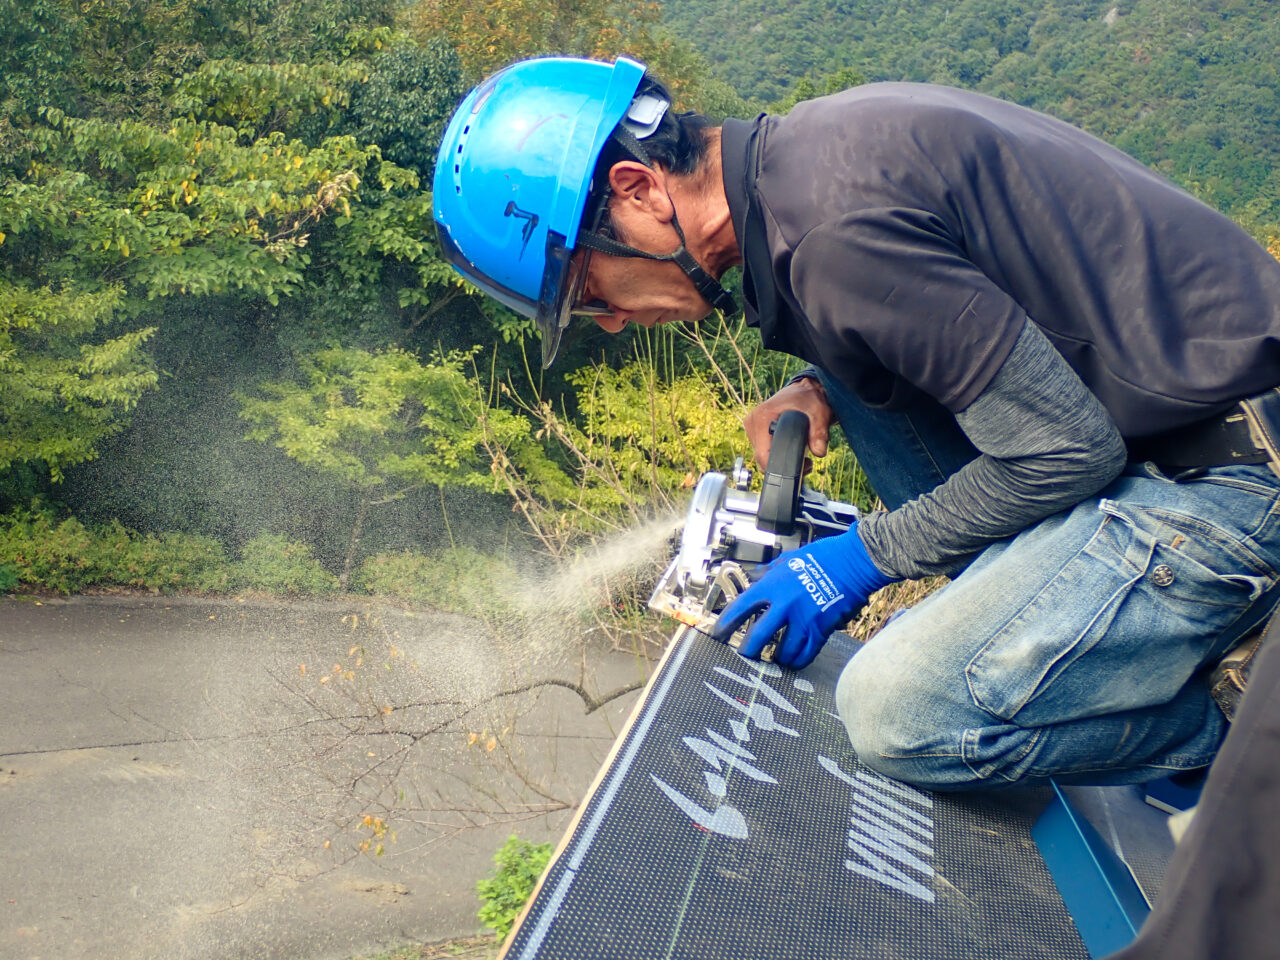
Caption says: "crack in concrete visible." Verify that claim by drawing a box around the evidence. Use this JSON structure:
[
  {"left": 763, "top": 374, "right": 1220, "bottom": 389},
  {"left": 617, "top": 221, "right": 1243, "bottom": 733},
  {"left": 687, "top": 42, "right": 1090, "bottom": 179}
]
[
  {"left": 0, "top": 733, "right": 246, "bottom": 759},
  {"left": 52, "top": 664, "right": 180, "bottom": 739}
]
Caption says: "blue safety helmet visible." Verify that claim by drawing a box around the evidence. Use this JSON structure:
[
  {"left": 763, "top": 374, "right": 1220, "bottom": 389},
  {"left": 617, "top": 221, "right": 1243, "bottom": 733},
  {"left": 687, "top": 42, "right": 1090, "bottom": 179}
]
[{"left": 433, "top": 56, "right": 648, "bottom": 367}]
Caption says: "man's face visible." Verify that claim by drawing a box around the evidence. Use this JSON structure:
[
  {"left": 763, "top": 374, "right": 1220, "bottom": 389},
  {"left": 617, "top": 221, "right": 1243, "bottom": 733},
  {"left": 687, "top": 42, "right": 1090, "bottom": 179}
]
[{"left": 574, "top": 197, "right": 716, "bottom": 334}]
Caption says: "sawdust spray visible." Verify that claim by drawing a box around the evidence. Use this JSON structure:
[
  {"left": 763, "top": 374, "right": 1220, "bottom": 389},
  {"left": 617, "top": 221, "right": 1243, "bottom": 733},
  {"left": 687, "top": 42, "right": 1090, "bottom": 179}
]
[
  {"left": 515, "top": 511, "right": 684, "bottom": 622},
  {"left": 504, "top": 510, "right": 686, "bottom": 671},
  {"left": 388, "top": 509, "right": 686, "bottom": 708}
]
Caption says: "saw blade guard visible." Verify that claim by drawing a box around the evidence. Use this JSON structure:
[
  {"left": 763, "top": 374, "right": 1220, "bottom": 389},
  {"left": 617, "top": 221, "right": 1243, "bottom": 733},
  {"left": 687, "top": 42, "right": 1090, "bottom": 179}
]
[{"left": 648, "top": 410, "right": 862, "bottom": 650}]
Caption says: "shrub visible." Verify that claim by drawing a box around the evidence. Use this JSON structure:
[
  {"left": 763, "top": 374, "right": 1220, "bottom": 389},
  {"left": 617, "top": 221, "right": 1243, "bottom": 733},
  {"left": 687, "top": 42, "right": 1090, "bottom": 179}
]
[
  {"left": 0, "top": 507, "right": 236, "bottom": 594},
  {"left": 357, "top": 546, "right": 517, "bottom": 617},
  {"left": 0, "top": 507, "right": 98, "bottom": 593},
  {"left": 97, "top": 521, "right": 234, "bottom": 593},
  {"left": 488, "top": 321, "right": 868, "bottom": 554},
  {"left": 476, "top": 834, "right": 553, "bottom": 942},
  {"left": 237, "top": 534, "right": 338, "bottom": 595}
]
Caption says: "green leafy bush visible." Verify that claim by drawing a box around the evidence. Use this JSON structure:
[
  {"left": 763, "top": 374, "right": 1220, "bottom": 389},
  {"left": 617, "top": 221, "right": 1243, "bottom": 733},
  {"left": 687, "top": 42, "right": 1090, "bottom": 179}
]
[
  {"left": 492, "top": 336, "right": 866, "bottom": 541},
  {"left": 0, "top": 507, "right": 232, "bottom": 593},
  {"left": 357, "top": 546, "right": 517, "bottom": 617},
  {"left": 238, "top": 346, "right": 571, "bottom": 590},
  {"left": 0, "top": 508, "right": 99, "bottom": 593},
  {"left": 237, "top": 534, "right": 338, "bottom": 595},
  {"left": 0, "top": 563, "right": 20, "bottom": 593},
  {"left": 476, "top": 834, "right": 553, "bottom": 941},
  {"left": 98, "top": 521, "right": 234, "bottom": 593}
]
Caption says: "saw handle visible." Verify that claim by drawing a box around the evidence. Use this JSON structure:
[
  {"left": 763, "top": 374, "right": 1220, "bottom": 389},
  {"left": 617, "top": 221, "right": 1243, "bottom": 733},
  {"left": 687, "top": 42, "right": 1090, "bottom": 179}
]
[{"left": 757, "top": 409, "right": 808, "bottom": 535}]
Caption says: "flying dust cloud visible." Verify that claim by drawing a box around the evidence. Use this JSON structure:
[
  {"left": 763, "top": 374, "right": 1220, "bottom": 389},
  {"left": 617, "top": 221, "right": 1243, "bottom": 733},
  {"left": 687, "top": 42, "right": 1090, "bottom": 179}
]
[
  {"left": 383, "top": 508, "right": 688, "bottom": 708},
  {"left": 514, "top": 511, "right": 685, "bottom": 630},
  {"left": 222, "top": 510, "right": 690, "bottom": 889}
]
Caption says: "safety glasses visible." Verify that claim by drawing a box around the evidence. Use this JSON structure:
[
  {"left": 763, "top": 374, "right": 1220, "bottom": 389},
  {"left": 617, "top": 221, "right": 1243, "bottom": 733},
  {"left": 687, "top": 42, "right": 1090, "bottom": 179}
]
[{"left": 564, "top": 248, "right": 612, "bottom": 318}]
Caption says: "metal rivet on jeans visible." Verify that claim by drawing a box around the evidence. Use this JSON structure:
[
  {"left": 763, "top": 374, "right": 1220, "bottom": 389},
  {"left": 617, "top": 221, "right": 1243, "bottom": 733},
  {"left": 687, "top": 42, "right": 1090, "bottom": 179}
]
[{"left": 1151, "top": 564, "right": 1175, "bottom": 587}]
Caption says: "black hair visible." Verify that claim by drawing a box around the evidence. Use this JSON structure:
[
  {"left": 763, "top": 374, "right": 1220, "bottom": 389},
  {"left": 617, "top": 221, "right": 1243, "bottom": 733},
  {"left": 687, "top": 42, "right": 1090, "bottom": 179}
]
[
  {"left": 581, "top": 75, "right": 712, "bottom": 244},
  {"left": 591, "top": 75, "right": 712, "bottom": 185},
  {"left": 572, "top": 73, "right": 738, "bottom": 315}
]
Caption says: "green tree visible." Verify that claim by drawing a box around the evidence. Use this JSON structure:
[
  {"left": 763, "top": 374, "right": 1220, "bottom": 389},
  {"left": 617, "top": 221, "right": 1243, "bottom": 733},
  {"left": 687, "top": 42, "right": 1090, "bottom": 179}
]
[
  {"left": 662, "top": 0, "right": 1280, "bottom": 230},
  {"left": 0, "top": 0, "right": 396, "bottom": 126},
  {"left": 237, "top": 346, "right": 573, "bottom": 587},
  {"left": 0, "top": 106, "right": 402, "bottom": 477},
  {"left": 0, "top": 0, "right": 755, "bottom": 570},
  {"left": 407, "top": 0, "right": 750, "bottom": 116},
  {"left": 344, "top": 37, "right": 467, "bottom": 179},
  {"left": 773, "top": 66, "right": 868, "bottom": 113},
  {"left": 0, "top": 283, "right": 155, "bottom": 480}
]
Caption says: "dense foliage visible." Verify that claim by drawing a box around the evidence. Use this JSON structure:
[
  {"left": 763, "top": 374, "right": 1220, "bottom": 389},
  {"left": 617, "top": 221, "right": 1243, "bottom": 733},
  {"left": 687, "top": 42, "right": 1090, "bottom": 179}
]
[
  {"left": 0, "top": 505, "right": 348, "bottom": 595},
  {"left": 662, "top": 0, "right": 1280, "bottom": 230},
  {"left": 2, "top": 0, "right": 1279, "bottom": 597},
  {"left": 0, "top": 0, "right": 774, "bottom": 591}
]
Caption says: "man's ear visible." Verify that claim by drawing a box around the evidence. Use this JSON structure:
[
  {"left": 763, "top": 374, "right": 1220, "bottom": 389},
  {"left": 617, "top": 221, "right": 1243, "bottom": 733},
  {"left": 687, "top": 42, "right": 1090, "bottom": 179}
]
[{"left": 607, "top": 161, "right": 674, "bottom": 223}]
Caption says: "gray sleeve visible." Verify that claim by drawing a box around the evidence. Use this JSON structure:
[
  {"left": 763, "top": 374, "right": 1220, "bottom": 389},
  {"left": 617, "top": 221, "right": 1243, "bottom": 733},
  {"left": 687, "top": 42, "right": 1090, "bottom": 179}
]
[
  {"left": 858, "top": 320, "right": 1129, "bottom": 580},
  {"left": 785, "top": 365, "right": 822, "bottom": 388}
]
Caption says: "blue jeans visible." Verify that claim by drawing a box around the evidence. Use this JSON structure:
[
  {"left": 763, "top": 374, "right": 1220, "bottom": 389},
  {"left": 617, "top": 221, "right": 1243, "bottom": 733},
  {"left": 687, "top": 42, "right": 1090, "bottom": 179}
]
[{"left": 813, "top": 369, "right": 1280, "bottom": 790}]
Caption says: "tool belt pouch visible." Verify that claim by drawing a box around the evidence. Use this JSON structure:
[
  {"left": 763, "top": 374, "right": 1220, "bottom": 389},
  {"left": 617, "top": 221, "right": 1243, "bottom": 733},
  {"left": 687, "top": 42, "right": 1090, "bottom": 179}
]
[
  {"left": 1239, "top": 388, "right": 1280, "bottom": 478},
  {"left": 1210, "top": 610, "right": 1280, "bottom": 721}
]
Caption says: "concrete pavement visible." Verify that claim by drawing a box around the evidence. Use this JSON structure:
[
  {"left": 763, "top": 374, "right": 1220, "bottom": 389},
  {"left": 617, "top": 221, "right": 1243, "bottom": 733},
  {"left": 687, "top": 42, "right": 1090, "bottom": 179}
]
[{"left": 0, "top": 594, "right": 648, "bottom": 960}]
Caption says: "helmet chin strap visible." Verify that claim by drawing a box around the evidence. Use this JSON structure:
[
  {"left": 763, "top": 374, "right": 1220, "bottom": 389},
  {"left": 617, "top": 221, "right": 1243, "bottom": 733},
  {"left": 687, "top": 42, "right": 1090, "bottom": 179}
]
[
  {"left": 574, "top": 214, "right": 736, "bottom": 314},
  {"left": 574, "top": 125, "right": 737, "bottom": 315}
]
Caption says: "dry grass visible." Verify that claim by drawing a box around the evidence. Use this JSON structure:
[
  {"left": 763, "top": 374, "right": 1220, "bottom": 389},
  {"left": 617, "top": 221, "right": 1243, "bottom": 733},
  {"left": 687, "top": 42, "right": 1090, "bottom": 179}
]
[{"left": 846, "top": 576, "right": 949, "bottom": 644}]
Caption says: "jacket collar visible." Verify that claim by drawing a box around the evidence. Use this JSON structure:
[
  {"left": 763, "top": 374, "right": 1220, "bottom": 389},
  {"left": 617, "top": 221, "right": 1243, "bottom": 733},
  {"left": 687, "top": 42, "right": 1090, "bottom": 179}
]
[{"left": 721, "top": 116, "right": 790, "bottom": 353}]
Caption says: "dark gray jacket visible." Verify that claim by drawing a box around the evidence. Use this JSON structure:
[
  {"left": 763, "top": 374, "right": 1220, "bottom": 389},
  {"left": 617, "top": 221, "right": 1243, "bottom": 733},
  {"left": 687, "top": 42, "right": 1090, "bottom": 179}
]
[
  {"left": 722, "top": 84, "right": 1280, "bottom": 437},
  {"left": 721, "top": 85, "right": 1280, "bottom": 578}
]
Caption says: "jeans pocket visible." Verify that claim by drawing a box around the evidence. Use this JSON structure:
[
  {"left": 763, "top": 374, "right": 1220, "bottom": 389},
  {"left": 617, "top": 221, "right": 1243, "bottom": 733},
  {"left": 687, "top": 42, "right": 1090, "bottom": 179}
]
[{"left": 965, "top": 499, "right": 1272, "bottom": 724}]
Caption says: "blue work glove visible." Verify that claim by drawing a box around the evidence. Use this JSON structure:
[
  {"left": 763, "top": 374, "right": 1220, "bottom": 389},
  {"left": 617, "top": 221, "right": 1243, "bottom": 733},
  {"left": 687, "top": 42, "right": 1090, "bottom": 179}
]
[{"left": 711, "top": 524, "right": 897, "bottom": 669}]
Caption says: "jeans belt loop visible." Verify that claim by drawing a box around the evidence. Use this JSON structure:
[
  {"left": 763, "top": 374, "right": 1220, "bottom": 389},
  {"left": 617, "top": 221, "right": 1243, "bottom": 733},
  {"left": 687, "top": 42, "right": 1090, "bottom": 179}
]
[{"left": 1238, "top": 387, "right": 1280, "bottom": 480}]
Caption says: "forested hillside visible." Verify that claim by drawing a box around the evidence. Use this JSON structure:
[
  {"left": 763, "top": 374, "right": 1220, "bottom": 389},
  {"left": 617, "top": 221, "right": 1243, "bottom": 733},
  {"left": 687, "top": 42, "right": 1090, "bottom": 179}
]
[
  {"left": 662, "top": 0, "right": 1280, "bottom": 230},
  {"left": 0, "top": 0, "right": 797, "bottom": 599},
  {"left": 2, "top": 0, "right": 1279, "bottom": 602}
]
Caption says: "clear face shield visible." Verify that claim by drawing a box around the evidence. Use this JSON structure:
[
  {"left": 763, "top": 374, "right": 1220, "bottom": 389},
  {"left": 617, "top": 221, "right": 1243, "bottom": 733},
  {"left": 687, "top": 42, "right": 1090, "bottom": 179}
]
[
  {"left": 535, "top": 192, "right": 613, "bottom": 368},
  {"left": 540, "top": 247, "right": 614, "bottom": 364}
]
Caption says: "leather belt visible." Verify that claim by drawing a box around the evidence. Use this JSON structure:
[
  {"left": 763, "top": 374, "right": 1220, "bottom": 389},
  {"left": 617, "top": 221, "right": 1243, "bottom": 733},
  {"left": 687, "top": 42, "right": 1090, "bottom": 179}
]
[{"left": 1128, "top": 403, "right": 1271, "bottom": 471}]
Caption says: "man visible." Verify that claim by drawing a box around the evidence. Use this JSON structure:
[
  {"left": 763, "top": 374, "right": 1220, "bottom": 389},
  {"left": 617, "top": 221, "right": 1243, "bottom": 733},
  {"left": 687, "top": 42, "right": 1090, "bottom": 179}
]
[{"left": 433, "top": 56, "right": 1280, "bottom": 792}]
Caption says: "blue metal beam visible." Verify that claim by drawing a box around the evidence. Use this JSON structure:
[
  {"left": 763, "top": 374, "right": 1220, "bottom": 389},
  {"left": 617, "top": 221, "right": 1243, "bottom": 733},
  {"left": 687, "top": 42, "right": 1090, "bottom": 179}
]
[{"left": 1033, "top": 781, "right": 1151, "bottom": 958}]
